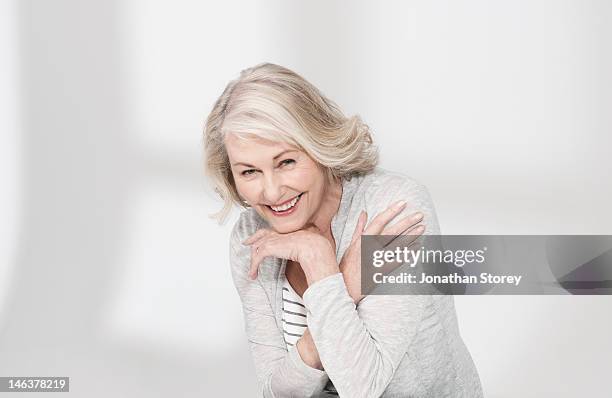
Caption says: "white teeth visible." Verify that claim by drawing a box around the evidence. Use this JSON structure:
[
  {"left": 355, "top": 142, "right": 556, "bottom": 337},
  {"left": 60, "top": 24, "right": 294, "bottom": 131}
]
[{"left": 271, "top": 194, "right": 301, "bottom": 212}]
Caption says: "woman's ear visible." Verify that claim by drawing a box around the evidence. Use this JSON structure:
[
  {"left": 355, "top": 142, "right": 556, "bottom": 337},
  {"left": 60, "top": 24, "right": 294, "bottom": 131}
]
[{"left": 239, "top": 196, "right": 251, "bottom": 207}]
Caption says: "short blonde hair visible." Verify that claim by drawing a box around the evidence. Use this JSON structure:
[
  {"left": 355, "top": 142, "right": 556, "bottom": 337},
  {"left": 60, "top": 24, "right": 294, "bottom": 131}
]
[{"left": 203, "top": 62, "right": 378, "bottom": 224}]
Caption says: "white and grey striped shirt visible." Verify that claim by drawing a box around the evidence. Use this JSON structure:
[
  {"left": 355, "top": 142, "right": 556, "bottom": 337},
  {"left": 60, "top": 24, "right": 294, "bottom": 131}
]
[{"left": 281, "top": 278, "right": 307, "bottom": 347}]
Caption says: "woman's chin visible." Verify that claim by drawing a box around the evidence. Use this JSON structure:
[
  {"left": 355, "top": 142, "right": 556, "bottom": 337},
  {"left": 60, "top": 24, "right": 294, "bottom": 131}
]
[
  {"left": 269, "top": 222, "right": 303, "bottom": 234},
  {"left": 264, "top": 216, "right": 307, "bottom": 234},
  {"left": 255, "top": 208, "right": 303, "bottom": 233}
]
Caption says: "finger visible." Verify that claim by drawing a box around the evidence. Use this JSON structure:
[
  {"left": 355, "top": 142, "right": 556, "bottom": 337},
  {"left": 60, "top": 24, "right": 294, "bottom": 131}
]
[
  {"left": 383, "top": 212, "right": 424, "bottom": 236},
  {"left": 405, "top": 223, "right": 426, "bottom": 236},
  {"left": 248, "top": 244, "right": 259, "bottom": 279},
  {"left": 374, "top": 225, "right": 428, "bottom": 289},
  {"left": 364, "top": 200, "right": 407, "bottom": 235},
  {"left": 243, "top": 228, "right": 273, "bottom": 245},
  {"left": 248, "top": 240, "right": 272, "bottom": 279},
  {"left": 350, "top": 211, "right": 368, "bottom": 245},
  {"left": 387, "top": 224, "right": 426, "bottom": 252},
  {"left": 379, "top": 221, "right": 426, "bottom": 249},
  {"left": 402, "top": 224, "right": 427, "bottom": 244}
]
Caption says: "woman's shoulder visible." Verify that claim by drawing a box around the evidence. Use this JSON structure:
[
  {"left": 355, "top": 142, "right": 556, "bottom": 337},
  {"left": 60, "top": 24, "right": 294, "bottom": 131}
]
[
  {"left": 356, "top": 167, "right": 432, "bottom": 201},
  {"left": 350, "top": 167, "right": 441, "bottom": 235}
]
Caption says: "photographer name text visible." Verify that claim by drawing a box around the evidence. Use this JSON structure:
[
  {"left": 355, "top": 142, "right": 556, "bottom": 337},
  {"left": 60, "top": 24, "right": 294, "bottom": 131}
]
[{"left": 372, "top": 272, "right": 522, "bottom": 286}]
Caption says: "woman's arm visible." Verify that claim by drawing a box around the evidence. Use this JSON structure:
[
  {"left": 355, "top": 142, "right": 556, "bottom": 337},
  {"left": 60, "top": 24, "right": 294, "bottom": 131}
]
[
  {"left": 304, "top": 274, "right": 426, "bottom": 398},
  {"left": 229, "top": 217, "right": 329, "bottom": 397},
  {"left": 296, "top": 328, "right": 323, "bottom": 370},
  {"left": 303, "top": 181, "right": 440, "bottom": 398}
]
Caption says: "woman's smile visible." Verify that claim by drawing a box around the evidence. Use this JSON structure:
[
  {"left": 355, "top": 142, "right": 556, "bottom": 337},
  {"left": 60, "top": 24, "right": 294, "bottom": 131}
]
[{"left": 266, "top": 192, "right": 305, "bottom": 216}]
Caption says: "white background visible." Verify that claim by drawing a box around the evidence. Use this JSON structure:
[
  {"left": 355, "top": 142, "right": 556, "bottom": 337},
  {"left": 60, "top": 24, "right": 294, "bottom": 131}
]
[{"left": 1, "top": 1, "right": 611, "bottom": 397}]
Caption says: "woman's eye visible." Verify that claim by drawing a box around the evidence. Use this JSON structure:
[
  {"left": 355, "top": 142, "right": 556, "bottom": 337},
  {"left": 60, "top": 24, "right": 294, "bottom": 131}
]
[
  {"left": 241, "top": 169, "right": 256, "bottom": 176},
  {"left": 279, "top": 159, "right": 295, "bottom": 167}
]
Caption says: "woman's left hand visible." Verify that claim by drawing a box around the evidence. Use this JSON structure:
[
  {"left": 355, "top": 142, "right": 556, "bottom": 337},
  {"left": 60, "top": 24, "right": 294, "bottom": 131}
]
[
  {"left": 243, "top": 226, "right": 339, "bottom": 285},
  {"left": 340, "top": 204, "right": 426, "bottom": 304}
]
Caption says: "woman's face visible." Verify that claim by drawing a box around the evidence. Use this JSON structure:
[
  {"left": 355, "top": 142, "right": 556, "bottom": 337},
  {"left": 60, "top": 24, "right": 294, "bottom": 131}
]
[{"left": 225, "top": 132, "right": 328, "bottom": 234}]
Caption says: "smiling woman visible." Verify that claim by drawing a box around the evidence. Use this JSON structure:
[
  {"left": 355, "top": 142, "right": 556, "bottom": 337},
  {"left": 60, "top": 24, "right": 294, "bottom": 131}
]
[
  {"left": 224, "top": 134, "right": 337, "bottom": 234},
  {"left": 202, "top": 63, "right": 484, "bottom": 397}
]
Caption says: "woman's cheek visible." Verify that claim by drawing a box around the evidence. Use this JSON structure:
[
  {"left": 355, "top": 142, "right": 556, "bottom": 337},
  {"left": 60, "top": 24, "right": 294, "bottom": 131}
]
[
  {"left": 236, "top": 182, "right": 258, "bottom": 205},
  {"left": 288, "top": 168, "right": 315, "bottom": 188}
]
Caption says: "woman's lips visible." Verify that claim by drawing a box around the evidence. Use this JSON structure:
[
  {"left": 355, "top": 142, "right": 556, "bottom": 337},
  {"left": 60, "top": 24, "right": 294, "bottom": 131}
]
[{"left": 266, "top": 193, "right": 304, "bottom": 217}]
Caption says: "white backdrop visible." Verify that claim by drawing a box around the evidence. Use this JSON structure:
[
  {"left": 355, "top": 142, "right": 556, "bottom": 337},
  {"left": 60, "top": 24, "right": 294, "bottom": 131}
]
[{"left": 1, "top": 1, "right": 611, "bottom": 397}]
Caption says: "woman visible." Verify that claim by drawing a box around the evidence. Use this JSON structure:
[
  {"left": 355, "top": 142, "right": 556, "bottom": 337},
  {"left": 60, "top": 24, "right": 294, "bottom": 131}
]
[{"left": 203, "top": 63, "right": 483, "bottom": 397}]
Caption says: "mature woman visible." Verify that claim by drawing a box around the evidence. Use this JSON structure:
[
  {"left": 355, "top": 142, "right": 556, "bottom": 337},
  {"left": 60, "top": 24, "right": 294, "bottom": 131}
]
[{"left": 203, "top": 63, "right": 483, "bottom": 397}]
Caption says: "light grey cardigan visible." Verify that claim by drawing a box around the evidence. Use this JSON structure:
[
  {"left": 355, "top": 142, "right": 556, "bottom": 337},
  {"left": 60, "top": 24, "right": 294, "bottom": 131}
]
[{"left": 229, "top": 168, "right": 484, "bottom": 397}]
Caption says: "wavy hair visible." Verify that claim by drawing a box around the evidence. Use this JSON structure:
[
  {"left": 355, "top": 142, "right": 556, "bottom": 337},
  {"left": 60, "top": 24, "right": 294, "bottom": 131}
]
[{"left": 203, "top": 62, "right": 378, "bottom": 224}]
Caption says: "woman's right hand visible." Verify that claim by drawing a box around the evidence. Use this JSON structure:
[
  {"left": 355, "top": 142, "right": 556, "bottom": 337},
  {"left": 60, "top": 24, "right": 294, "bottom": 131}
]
[{"left": 339, "top": 200, "right": 426, "bottom": 304}]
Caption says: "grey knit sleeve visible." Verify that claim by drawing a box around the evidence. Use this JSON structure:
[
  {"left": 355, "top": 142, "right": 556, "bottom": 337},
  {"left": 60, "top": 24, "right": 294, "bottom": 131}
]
[
  {"left": 302, "top": 178, "right": 441, "bottom": 398},
  {"left": 229, "top": 216, "right": 329, "bottom": 397}
]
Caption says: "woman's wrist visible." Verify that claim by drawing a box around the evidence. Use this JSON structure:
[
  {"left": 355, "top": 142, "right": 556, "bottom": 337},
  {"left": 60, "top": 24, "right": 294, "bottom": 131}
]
[
  {"left": 296, "top": 329, "right": 323, "bottom": 370},
  {"left": 303, "top": 262, "right": 339, "bottom": 286},
  {"left": 301, "top": 236, "right": 339, "bottom": 286},
  {"left": 340, "top": 270, "right": 363, "bottom": 304}
]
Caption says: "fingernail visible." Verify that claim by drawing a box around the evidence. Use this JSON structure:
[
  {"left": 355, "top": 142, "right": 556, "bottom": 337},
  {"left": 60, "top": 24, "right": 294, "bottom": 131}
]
[
  {"left": 393, "top": 200, "right": 407, "bottom": 210},
  {"left": 413, "top": 212, "right": 424, "bottom": 221}
]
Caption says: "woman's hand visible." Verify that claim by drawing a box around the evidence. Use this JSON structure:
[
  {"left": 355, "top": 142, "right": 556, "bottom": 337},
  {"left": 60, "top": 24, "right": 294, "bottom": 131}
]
[
  {"left": 340, "top": 200, "right": 426, "bottom": 304},
  {"left": 243, "top": 226, "right": 339, "bottom": 285}
]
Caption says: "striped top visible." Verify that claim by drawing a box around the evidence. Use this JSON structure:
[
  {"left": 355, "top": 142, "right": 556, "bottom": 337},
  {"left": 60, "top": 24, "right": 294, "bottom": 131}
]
[
  {"left": 281, "top": 278, "right": 307, "bottom": 347},
  {"left": 282, "top": 278, "right": 340, "bottom": 396}
]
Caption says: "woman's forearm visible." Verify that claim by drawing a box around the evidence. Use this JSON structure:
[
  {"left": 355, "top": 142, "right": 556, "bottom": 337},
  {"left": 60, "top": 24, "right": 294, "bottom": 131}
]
[
  {"left": 296, "top": 328, "right": 323, "bottom": 370},
  {"left": 303, "top": 273, "right": 426, "bottom": 398}
]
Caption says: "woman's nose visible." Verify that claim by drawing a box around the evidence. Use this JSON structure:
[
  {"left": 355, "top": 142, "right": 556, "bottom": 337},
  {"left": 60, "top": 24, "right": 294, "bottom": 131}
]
[{"left": 261, "top": 173, "right": 283, "bottom": 204}]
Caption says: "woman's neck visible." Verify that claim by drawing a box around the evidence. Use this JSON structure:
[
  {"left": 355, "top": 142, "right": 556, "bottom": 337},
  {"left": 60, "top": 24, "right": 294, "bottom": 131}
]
[{"left": 308, "top": 177, "right": 343, "bottom": 237}]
